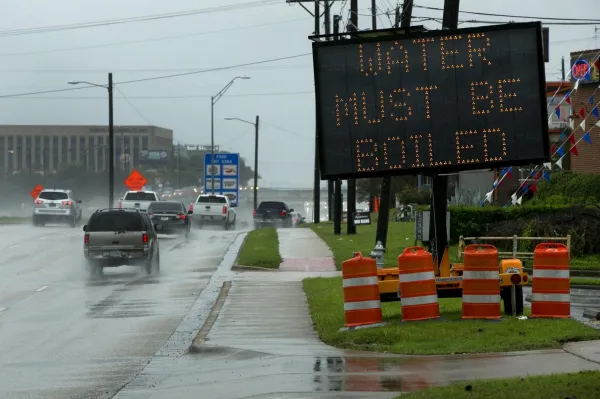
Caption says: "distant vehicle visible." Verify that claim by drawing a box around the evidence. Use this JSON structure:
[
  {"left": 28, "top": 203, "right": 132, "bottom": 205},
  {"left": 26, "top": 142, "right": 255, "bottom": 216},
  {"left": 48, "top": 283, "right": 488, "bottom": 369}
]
[
  {"left": 290, "top": 211, "right": 306, "bottom": 227},
  {"left": 118, "top": 191, "right": 160, "bottom": 211},
  {"left": 161, "top": 189, "right": 173, "bottom": 199},
  {"left": 190, "top": 194, "right": 236, "bottom": 230},
  {"left": 173, "top": 189, "right": 184, "bottom": 197},
  {"left": 33, "top": 189, "right": 83, "bottom": 227},
  {"left": 253, "top": 201, "right": 294, "bottom": 229},
  {"left": 147, "top": 201, "right": 192, "bottom": 238},
  {"left": 82, "top": 208, "right": 161, "bottom": 276}
]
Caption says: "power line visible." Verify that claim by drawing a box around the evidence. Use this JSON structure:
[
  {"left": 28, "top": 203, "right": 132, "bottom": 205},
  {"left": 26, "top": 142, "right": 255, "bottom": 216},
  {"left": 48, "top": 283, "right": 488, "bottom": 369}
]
[
  {"left": 115, "top": 87, "right": 153, "bottom": 125},
  {"left": 0, "top": 18, "right": 310, "bottom": 58},
  {"left": 0, "top": 0, "right": 280, "bottom": 37},
  {"left": 413, "top": 4, "right": 600, "bottom": 22},
  {"left": 0, "top": 65, "right": 312, "bottom": 73},
  {"left": 0, "top": 53, "right": 312, "bottom": 98},
  {"left": 260, "top": 120, "right": 312, "bottom": 140},
  {"left": 418, "top": 16, "right": 600, "bottom": 26},
  {"left": 0, "top": 91, "right": 314, "bottom": 100}
]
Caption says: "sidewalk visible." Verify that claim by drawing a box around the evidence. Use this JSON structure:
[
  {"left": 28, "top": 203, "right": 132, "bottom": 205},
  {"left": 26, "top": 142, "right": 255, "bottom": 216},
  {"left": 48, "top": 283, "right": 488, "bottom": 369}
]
[
  {"left": 278, "top": 227, "right": 337, "bottom": 272},
  {"left": 117, "top": 230, "right": 600, "bottom": 398}
]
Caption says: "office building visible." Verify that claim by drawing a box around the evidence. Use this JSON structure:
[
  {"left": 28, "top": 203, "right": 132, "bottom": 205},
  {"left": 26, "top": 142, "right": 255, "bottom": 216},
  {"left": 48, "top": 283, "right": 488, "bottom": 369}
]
[{"left": 0, "top": 125, "right": 173, "bottom": 175}]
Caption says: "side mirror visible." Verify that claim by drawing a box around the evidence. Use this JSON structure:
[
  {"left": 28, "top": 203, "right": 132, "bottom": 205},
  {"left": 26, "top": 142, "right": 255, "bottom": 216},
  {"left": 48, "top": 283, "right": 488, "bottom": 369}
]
[
  {"left": 77, "top": 200, "right": 83, "bottom": 204},
  {"left": 187, "top": 210, "right": 193, "bottom": 214},
  {"left": 82, "top": 225, "right": 87, "bottom": 232},
  {"left": 289, "top": 208, "right": 294, "bottom": 212},
  {"left": 154, "top": 224, "right": 163, "bottom": 232}
]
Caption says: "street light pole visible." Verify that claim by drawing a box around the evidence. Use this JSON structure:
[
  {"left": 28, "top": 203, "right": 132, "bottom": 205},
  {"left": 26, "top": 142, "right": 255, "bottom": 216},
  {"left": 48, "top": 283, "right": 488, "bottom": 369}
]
[
  {"left": 108, "top": 73, "right": 115, "bottom": 208},
  {"left": 67, "top": 73, "right": 114, "bottom": 208},
  {"left": 223, "top": 115, "right": 259, "bottom": 210},
  {"left": 253, "top": 115, "right": 259, "bottom": 211},
  {"left": 210, "top": 76, "right": 250, "bottom": 194}
]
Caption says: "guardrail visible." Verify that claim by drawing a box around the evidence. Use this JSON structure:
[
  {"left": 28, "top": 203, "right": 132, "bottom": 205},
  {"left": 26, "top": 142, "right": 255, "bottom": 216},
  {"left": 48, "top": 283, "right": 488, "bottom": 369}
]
[{"left": 457, "top": 234, "right": 571, "bottom": 260}]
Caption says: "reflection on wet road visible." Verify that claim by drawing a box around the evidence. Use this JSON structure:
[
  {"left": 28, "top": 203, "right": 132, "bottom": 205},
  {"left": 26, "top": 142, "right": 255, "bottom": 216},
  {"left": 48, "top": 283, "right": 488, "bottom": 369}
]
[{"left": 0, "top": 223, "right": 241, "bottom": 399}]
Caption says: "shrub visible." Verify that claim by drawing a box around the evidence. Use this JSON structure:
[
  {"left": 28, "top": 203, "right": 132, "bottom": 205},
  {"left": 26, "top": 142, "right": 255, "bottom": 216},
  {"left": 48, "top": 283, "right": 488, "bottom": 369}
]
[
  {"left": 448, "top": 205, "right": 600, "bottom": 257},
  {"left": 535, "top": 171, "right": 600, "bottom": 205}
]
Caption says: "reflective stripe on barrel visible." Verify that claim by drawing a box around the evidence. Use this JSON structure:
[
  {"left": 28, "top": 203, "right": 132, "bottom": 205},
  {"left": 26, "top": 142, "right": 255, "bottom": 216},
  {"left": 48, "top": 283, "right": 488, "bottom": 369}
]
[
  {"left": 461, "top": 244, "right": 501, "bottom": 320},
  {"left": 531, "top": 243, "right": 570, "bottom": 318},
  {"left": 397, "top": 247, "right": 440, "bottom": 321},
  {"left": 342, "top": 252, "right": 383, "bottom": 327}
]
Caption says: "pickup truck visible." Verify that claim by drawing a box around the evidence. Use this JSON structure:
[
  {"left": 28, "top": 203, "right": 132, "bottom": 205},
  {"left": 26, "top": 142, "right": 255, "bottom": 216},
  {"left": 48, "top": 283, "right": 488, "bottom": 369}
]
[
  {"left": 118, "top": 191, "right": 160, "bottom": 211},
  {"left": 253, "top": 201, "right": 294, "bottom": 229},
  {"left": 190, "top": 194, "right": 236, "bottom": 230}
]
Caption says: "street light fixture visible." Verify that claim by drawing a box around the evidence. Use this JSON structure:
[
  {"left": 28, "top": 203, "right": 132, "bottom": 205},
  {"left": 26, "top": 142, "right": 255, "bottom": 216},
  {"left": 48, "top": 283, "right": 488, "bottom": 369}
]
[
  {"left": 68, "top": 74, "right": 115, "bottom": 208},
  {"left": 210, "top": 76, "right": 250, "bottom": 194},
  {"left": 224, "top": 116, "right": 259, "bottom": 210}
]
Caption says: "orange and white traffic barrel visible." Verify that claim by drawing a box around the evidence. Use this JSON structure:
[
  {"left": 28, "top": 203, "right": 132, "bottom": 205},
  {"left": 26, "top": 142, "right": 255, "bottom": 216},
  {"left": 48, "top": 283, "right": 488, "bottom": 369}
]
[
  {"left": 397, "top": 247, "right": 440, "bottom": 321},
  {"left": 461, "top": 244, "right": 501, "bottom": 319},
  {"left": 342, "top": 252, "right": 383, "bottom": 327},
  {"left": 531, "top": 243, "right": 570, "bottom": 318}
]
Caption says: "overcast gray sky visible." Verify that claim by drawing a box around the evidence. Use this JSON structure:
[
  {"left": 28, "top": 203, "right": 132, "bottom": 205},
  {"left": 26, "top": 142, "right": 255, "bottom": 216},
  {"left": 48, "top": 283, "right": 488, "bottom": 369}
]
[{"left": 0, "top": 0, "right": 598, "bottom": 188}]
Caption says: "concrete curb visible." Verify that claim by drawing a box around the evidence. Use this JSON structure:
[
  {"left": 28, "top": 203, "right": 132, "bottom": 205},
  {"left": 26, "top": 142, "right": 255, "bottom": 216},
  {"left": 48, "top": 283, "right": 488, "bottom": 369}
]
[
  {"left": 231, "top": 264, "right": 279, "bottom": 272},
  {"left": 571, "top": 285, "right": 600, "bottom": 290},
  {"left": 524, "top": 267, "right": 600, "bottom": 278},
  {"left": 582, "top": 308, "right": 600, "bottom": 320},
  {"left": 189, "top": 281, "right": 232, "bottom": 353},
  {"left": 339, "top": 322, "right": 387, "bottom": 332}
]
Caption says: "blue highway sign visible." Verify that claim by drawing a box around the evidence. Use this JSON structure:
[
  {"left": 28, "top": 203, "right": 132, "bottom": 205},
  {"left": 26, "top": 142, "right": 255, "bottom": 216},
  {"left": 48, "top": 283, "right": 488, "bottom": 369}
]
[{"left": 204, "top": 153, "right": 240, "bottom": 206}]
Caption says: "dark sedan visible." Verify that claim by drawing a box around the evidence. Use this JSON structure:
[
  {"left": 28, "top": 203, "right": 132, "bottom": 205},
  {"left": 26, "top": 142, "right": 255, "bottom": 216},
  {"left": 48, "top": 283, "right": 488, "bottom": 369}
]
[{"left": 147, "top": 201, "right": 192, "bottom": 237}]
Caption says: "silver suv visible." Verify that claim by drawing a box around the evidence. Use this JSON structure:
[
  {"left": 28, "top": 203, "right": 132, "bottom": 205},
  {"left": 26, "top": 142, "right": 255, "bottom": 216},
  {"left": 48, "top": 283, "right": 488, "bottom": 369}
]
[
  {"left": 33, "top": 189, "right": 83, "bottom": 227},
  {"left": 82, "top": 208, "right": 162, "bottom": 277}
]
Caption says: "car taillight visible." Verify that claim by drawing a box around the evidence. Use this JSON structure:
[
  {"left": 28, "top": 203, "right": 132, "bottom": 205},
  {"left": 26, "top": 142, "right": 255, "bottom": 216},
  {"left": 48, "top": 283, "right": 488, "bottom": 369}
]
[
  {"left": 117, "top": 202, "right": 121, "bottom": 208},
  {"left": 84, "top": 233, "right": 89, "bottom": 244},
  {"left": 178, "top": 213, "right": 187, "bottom": 220},
  {"left": 510, "top": 274, "right": 522, "bottom": 285},
  {"left": 281, "top": 210, "right": 286, "bottom": 217},
  {"left": 147, "top": 212, "right": 153, "bottom": 217},
  {"left": 34, "top": 199, "right": 43, "bottom": 204},
  {"left": 222, "top": 206, "right": 227, "bottom": 214},
  {"left": 62, "top": 200, "right": 72, "bottom": 206},
  {"left": 142, "top": 233, "right": 149, "bottom": 243},
  {"left": 189, "top": 203, "right": 194, "bottom": 212},
  {"left": 253, "top": 210, "right": 256, "bottom": 217}
]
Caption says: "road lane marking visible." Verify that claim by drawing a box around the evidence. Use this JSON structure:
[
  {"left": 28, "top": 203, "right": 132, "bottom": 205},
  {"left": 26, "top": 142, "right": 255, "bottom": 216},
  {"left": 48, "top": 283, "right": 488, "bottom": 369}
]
[
  {"left": 9, "top": 244, "right": 19, "bottom": 249},
  {"left": 0, "top": 307, "right": 6, "bottom": 312},
  {"left": 35, "top": 285, "right": 49, "bottom": 292}
]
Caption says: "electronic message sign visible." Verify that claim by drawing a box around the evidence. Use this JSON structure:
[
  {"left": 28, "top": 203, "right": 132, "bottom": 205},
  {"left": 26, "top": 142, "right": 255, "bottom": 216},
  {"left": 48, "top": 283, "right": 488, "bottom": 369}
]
[{"left": 312, "top": 22, "right": 549, "bottom": 179}]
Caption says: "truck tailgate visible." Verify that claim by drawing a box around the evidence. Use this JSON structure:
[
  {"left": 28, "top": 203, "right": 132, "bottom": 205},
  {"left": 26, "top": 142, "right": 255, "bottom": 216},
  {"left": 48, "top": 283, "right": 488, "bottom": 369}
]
[
  {"left": 195, "top": 202, "right": 225, "bottom": 216},
  {"left": 120, "top": 201, "right": 152, "bottom": 210},
  {"left": 88, "top": 231, "right": 145, "bottom": 250}
]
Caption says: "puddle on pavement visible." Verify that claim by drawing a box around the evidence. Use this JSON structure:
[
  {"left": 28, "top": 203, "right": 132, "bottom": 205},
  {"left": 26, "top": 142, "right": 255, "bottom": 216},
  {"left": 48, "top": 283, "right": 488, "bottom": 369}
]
[{"left": 191, "top": 345, "right": 269, "bottom": 361}]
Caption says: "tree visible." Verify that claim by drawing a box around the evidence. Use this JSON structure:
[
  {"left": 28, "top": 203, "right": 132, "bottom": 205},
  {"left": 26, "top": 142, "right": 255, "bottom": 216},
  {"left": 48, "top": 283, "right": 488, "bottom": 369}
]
[{"left": 356, "top": 175, "right": 422, "bottom": 203}]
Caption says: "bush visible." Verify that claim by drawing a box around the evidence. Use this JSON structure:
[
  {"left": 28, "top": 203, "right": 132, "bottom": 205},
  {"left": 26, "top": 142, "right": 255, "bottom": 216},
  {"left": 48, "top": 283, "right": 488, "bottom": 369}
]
[
  {"left": 397, "top": 186, "right": 431, "bottom": 205},
  {"left": 448, "top": 205, "right": 600, "bottom": 257},
  {"left": 535, "top": 171, "right": 600, "bottom": 205}
]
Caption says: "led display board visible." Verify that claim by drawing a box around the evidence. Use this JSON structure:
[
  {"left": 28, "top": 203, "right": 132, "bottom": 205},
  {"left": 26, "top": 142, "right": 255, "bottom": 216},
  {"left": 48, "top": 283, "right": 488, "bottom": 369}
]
[{"left": 312, "top": 22, "right": 549, "bottom": 179}]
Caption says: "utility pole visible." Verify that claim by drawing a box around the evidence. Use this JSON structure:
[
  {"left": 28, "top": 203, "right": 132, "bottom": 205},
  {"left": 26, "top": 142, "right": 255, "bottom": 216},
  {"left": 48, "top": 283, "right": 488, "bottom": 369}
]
[
  {"left": 313, "top": 0, "right": 321, "bottom": 224},
  {"left": 345, "top": 0, "right": 359, "bottom": 236},
  {"left": 108, "top": 72, "right": 115, "bottom": 209},
  {"left": 371, "top": 0, "right": 377, "bottom": 29},
  {"left": 561, "top": 56, "right": 566, "bottom": 81},
  {"left": 253, "top": 115, "right": 259, "bottom": 211},
  {"left": 427, "top": 0, "right": 460, "bottom": 268},
  {"left": 333, "top": 180, "right": 342, "bottom": 234}
]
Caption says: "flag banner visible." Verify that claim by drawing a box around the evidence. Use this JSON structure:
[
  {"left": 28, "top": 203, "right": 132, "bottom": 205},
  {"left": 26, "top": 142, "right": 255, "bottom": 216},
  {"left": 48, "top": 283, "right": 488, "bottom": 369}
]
[
  {"left": 543, "top": 171, "right": 551, "bottom": 181},
  {"left": 583, "top": 132, "right": 592, "bottom": 144},
  {"left": 570, "top": 145, "right": 579, "bottom": 156}
]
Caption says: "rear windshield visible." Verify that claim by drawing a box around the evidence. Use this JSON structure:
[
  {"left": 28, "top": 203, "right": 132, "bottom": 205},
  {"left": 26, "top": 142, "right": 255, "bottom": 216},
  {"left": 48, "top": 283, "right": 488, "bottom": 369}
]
[
  {"left": 258, "top": 201, "right": 286, "bottom": 210},
  {"left": 87, "top": 212, "right": 143, "bottom": 232},
  {"left": 39, "top": 191, "right": 68, "bottom": 200},
  {"left": 197, "top": 195, "right": 226, "bottom": 204},
  {"left": 148, "top": 202, "right": 184, "bottom": 212},
  {"left": 124, "top": 192, "right": 157, "bottom": 201}
]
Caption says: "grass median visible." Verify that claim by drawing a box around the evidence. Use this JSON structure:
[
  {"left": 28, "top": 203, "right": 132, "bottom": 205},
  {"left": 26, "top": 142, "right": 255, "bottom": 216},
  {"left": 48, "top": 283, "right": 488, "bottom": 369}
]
[
  {"left": 303, "top": 276, "right": 600, "bottom": 355},
  {"left": 235, "top": 227, "right": 281, "bottom": 269},
  {"left": 397, "top": 370, "right": 600, "bottom": 399}
]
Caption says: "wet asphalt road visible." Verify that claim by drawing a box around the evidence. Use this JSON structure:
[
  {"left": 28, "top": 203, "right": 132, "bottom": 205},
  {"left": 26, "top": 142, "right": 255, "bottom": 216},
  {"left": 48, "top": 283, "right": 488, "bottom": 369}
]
[{"left": 0, "top": 222, "right": 242, "bottom": 399}]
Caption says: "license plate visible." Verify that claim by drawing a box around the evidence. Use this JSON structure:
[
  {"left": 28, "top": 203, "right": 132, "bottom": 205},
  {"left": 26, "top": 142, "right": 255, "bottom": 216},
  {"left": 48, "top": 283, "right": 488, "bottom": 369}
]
[
  {"left": 49, "top": 203, "right": 56, "bottom": 207},
  {"left": 104, "top": 251, "right": 123, "bottom": 257},
  {"left": 161, "top": 217, "right": 169, "bottom": 221}
]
